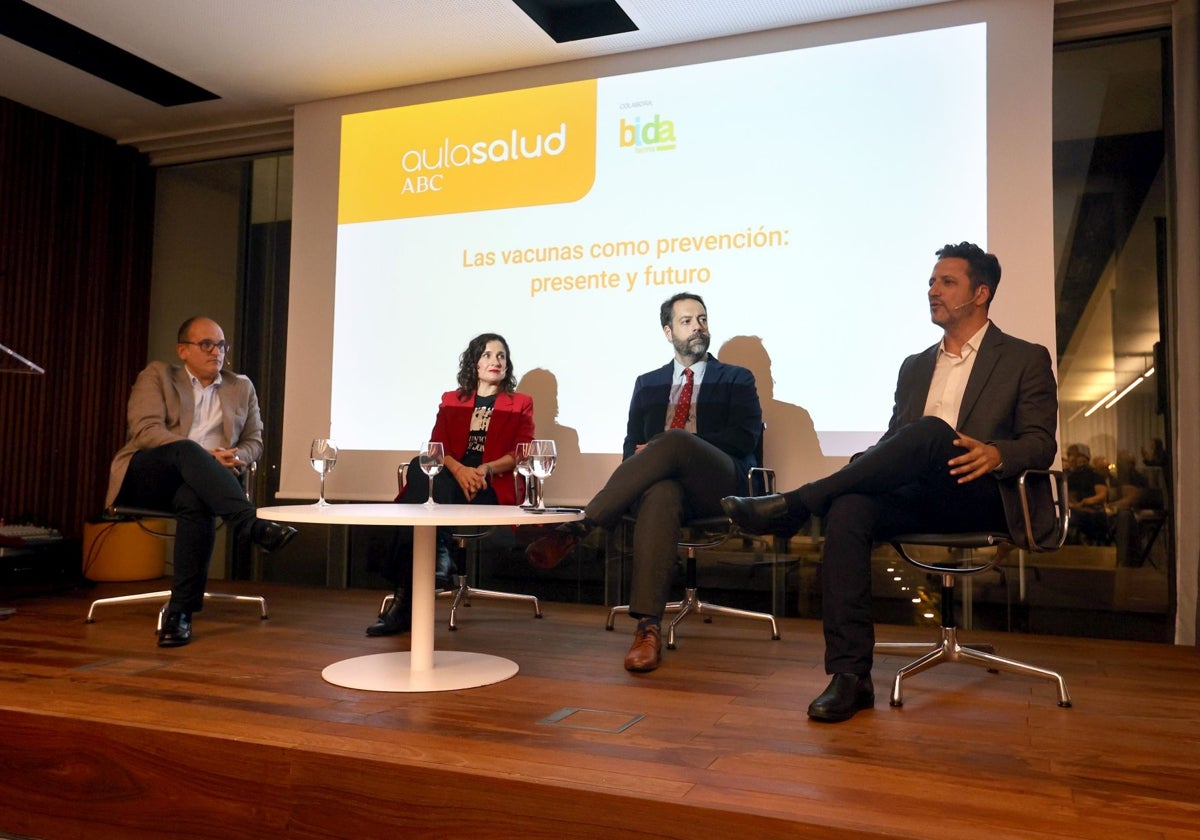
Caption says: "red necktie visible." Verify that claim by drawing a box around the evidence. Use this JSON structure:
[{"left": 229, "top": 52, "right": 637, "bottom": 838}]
[{"left": 669, "top": 368, "right": 694, "bottom": 429}]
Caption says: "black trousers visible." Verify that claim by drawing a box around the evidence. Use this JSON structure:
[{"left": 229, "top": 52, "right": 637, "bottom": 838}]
[
  {"left": 114, "top": 440, "right": 256, "bottom": 613},
  {"left": 586, "top": 429, "right": 740, "bottom": 618},
  {"left": 374, "top": 455, "right": 497, "bottom": 588},
  {"left": 791, "top": 416, "right": 1007, "bottom": 675}
]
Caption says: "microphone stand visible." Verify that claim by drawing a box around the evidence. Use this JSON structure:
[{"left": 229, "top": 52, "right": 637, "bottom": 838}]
[{"left": 0, "top": 341, "right": 45, "bottom": 374}]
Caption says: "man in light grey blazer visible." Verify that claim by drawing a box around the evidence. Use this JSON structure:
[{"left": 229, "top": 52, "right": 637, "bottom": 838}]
[
  {"left": 107, "top": 316, "right": 297, "bottom": 647},
  {"left": 722, "top": 242, "right": 1059, "bottom": 722}
]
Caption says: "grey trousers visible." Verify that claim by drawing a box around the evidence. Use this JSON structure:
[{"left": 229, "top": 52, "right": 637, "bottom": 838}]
[{"left": 586, "top": 429, "right": 740, "bottom": 618}]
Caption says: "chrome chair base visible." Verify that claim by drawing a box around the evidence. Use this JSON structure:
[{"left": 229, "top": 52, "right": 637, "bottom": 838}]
[
  {"left": 438, "top": 574, "right": 542, "bottom": 631},
  {"left": 380, "top": 576, "right": 542, "bottom": 632},
  {"left": 86, "top": 590, "right": 269, "bottom": 630},
  {"left": 606, "top": 587, "right": 780, "bottom": 649},
  {"left": 877, "top": 625, "right": 1072, "bottom": 708}
]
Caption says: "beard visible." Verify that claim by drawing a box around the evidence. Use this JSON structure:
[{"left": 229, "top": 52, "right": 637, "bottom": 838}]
[{"left": 672, "top": 330, "right": 710, "bottom": 361}]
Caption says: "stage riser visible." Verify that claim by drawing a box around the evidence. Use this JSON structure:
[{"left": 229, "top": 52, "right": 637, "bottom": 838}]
[{"left": 0, "top": 711, "right": 833, "bottom": 840}]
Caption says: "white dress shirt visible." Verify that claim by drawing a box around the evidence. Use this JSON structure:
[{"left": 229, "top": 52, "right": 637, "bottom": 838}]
[
  {"left": 923, "top": 322, "right": 991, "bottom": 428},
  {"left": 185, "top": 366, "right": 226, "bottom": 450}
]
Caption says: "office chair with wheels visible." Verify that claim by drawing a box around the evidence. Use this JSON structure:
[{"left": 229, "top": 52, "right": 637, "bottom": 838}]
[
  {"left": 86, "top": 463, "right": 268, "bottom": 628},
  {"left": 874, "top": 469, "right": 1072, "bottom": 708}
]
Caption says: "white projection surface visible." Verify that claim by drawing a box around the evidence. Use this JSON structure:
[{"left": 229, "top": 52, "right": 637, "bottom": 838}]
[{"left": 284, "top": 2, "right": 1056, "bottom": 504}]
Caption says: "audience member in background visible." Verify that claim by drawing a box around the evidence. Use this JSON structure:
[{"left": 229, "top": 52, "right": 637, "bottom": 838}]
[
  {"left": 1065, "top": 443, "right": 1110, "bottom": 544},
  {"left": 107, "top": 316, "right": 298, "bottom": 648},
  {"left": 1108, "top": 450, "right": 1149, "bottom": 513},
  {"left": 720, "top": 242, "right": 1059, "bottom": 722},
  {"left": 1142, "top": 437, "right": 1166, "bottom": 468},
  {"left": 525, "top": 292, "right": 762, "bottom": 674},
  {"left": 365, "top": 333, "right": 534, "bottom": 636}
]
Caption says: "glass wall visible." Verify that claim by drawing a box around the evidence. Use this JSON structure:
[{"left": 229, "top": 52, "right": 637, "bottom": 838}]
[{"left": 1048, "top": 30, "right": 1172, "bottom": 640}]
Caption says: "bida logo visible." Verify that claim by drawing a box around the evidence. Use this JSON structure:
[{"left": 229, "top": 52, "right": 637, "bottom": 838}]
[{"left": 619, "top": 114, "right": 676, "bottom": 152}]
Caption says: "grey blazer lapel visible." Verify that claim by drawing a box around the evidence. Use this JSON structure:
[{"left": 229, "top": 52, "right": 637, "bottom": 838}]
[{"left": 957, "top": 325, "right": 1003, "bottom": 428}]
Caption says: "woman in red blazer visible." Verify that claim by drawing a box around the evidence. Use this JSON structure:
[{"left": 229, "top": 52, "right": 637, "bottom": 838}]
[
  {"left": 406, "top": 333, "right": 534, "bottom": 506},
  {"left": 367, "top": 333, "right": 535, "bottom": 635}
]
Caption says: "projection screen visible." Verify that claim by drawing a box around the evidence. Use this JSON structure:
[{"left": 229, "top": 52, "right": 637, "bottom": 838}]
[{"left": 283, "top": 0, "right": 1054, "bottom": 504}]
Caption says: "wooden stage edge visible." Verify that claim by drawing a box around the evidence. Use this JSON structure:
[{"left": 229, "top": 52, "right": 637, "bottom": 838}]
[{"left": 2, "top": 580, "right": 1198, "bottom": 840}]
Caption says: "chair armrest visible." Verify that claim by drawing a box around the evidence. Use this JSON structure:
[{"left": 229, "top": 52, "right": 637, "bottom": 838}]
[
  {"left": 1017, "top": 468, "right": 1069, "bottom": 552},
  {"left": 243, "top": 460, "right": 257, "bottom": 501},
  {"left": 749, "top": 466, "right": 776, "bottom": 495}
]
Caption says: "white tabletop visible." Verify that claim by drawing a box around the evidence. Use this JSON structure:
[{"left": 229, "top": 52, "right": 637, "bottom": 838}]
[
  {"left": 257, "top": 503, "right": 583, "bottom": 528},
  {"left": 257, "top": 502, "right": 584, "bottom": 692}
]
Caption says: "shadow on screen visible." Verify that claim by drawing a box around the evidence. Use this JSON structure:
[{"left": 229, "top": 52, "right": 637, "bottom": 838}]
[
  {"left": 718, "top": 335, "right": 830, "bottom": 489},
  {"left": 519, "top": 367, "right": 583, "bottom": 480}
]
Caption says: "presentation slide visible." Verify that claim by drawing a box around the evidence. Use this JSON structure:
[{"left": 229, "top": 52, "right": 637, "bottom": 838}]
[
  {"left": 329, "top": 23, "right": 986, "bottom": 497},
  {"left": 283, "top": 0, "right": 1055, "bottom": 504}
]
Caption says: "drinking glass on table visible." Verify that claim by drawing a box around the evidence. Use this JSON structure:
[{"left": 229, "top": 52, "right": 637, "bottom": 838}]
[
  {"left": 310, "top": 438, "right": 338, "bottom": 507},
  {"left": 514, "top": 442, "right": 537, "bottom": 508},
  {"left": 528, "top": 439, "right": 556, "bottom": 511},
  {"left": 418, "top": 441, "right": 445, "bottom": 507}
]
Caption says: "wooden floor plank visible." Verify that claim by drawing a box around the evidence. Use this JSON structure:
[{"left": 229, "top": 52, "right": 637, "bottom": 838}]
[{"left": 1, "top": 579, "right": 1198, "bottom": 839}]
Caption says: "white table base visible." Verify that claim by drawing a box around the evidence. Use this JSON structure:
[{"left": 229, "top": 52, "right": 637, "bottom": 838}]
[
  {"left": 321, "top": 650, "right": 518, "bottom": 692},
  {"left": 255, "top": 503, "right": 582, "bottom": 694}
]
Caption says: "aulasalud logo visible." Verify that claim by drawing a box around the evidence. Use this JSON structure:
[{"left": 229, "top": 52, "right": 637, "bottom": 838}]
[{"left": 618, "top": 114, "right": 676, "bottom": 153}]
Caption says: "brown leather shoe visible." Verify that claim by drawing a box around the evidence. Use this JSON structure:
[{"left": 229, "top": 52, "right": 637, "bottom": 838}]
[
  {"left": 623, "top": 624, "right": 662, "bottom": 672},
  {"left": 525, "top": 529, "right": 579, "bottom": 569}
]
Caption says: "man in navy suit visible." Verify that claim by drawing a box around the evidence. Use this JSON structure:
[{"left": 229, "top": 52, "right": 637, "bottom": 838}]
[
  {"left": 528, "top": 292, "right": 762, "bottom": 672},
  {"left": 722, "top": 242, "right": 1059, "bottom": 722}
]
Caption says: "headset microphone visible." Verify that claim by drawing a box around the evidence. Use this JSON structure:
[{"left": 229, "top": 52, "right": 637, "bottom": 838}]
[{"left": 953, "top": 299, "right": 976, "bottom": 311}]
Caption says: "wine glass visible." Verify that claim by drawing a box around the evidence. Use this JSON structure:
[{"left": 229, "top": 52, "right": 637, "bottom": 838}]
[
  {"left": 528, "top": 439, "right": 557, "bottom": 510},
  {"left": 419, "top": 441, "right": 445, "bottom": 507},
  {"left": 514, "top": 442, "right": 536, "bottom": 508},
  {"left": 310, "top": 438, "right": 338, "bottom": 507}
]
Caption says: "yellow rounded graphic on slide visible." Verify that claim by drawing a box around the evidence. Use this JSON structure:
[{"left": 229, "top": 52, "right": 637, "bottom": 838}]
[{"left": 339, "top": 79, "right": 597, "bottom": 224}]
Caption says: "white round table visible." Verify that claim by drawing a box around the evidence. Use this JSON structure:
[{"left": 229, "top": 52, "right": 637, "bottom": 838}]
[{"left": 257, "top": 503, "right": 583, "bottom": 692}]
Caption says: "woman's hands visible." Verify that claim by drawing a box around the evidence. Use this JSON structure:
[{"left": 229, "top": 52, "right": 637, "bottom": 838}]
[{"left": 450, "top": 460, "right": 489, "bottom": 501}]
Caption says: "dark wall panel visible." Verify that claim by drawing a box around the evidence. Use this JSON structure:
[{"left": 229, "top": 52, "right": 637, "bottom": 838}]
[{"left": 0, "top": 96, "right": 155, "bottom": 536}]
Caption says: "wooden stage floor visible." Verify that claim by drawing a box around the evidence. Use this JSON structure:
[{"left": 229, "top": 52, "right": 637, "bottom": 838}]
[{"left": 1, "top": 580, "right": 1198, "bottom": 839}]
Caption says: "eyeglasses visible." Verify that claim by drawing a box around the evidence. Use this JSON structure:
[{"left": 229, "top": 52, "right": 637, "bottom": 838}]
[{"left": 180, "top": 340, "right": 231, "bottom": 354}]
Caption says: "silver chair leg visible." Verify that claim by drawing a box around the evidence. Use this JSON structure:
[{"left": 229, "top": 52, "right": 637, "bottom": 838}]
[
  {"left": 606, "top": 593, "right": 779, "bottom": 648},
  {"left": 605, "top": 597, "right": 687, "bottom": 630},
  {"left": 437, "top": 573, "right": 542, "bottom": 630},
  {"left": 886, "top": 626, "right": 1071, "bottom": 708},
  {"left": 87, "top": 590, "right": 172, "bottom": 624},
  {"left": 198, "top": 592, "right": 269, "bottom": 621},
  {"left": 665, "top": 588, "right": 780, "bottom": 649},
  {"left": 88, "top": 590, "right": 268, "bottom": 631}
]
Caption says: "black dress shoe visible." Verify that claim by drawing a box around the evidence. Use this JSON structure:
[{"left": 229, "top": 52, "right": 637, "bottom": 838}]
[
  {"left": 807, "top": 673, "right": 875, "bottom": 722},
  {"left": 158, "top": 611, "right": 192, "bottom": 647},
  {"left": 720, "top": 494, "right": 809, "bottom": 537},
  {"left": 365, "top": 597, "right": 412, "bottom": 637},
  {"left": 252, "top": 519, "right": 299, "bottom": 553}
]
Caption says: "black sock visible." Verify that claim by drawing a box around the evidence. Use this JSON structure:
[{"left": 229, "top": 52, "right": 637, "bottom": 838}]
[{"left": 635, "top": 615, "right": 661, "bottom": 632}]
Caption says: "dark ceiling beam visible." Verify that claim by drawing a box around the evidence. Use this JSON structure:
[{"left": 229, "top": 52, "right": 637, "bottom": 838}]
[
  {"left": 511, "top": 0, "right": 638, "bottom": 43},
  {"left": 0, "top": 0, "right": 218, "bottom": 107}
]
